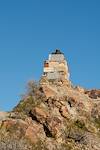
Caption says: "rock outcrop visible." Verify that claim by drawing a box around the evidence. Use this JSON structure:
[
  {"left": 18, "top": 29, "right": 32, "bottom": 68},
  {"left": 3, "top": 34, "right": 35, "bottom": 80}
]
[
  {"left": 0, "top": 50, "right": 100, "bottom": 150},
  {"left": 0, "top": 112, "right": 9, "bottom": 121}
]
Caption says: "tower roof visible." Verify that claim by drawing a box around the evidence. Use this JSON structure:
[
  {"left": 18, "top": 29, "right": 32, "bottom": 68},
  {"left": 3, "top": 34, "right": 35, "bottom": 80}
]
[{"left": 51, "top": 49, "right": 64, "bottom": 55}]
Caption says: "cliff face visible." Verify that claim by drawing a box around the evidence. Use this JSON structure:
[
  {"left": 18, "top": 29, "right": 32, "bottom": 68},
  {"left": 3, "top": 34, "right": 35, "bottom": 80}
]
[{"left": 0, "top": 50, "right": 100, "bottom": 150}]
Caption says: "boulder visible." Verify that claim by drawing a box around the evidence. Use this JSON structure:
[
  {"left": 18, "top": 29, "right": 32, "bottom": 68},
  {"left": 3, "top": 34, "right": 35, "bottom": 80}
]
[{"left": 30, "top": 107, "right": 49, "bottom": 124}]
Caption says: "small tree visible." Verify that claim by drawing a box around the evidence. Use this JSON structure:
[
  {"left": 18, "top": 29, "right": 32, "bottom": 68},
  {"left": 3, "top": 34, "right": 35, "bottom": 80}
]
[{"left": 27, "top": 80, "right": 38, "bottom": 95}]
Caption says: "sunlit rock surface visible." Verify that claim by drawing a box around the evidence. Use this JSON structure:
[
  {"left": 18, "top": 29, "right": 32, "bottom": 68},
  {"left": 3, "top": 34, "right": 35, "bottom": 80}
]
[{"left": 0, "top": 50, "right": 100, "bottom": 150}]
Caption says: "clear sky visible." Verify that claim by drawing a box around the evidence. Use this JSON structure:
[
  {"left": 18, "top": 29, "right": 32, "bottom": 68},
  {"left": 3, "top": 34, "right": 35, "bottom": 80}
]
[{"left": 0, "top": 0, "right": 100, "bottom": 111}]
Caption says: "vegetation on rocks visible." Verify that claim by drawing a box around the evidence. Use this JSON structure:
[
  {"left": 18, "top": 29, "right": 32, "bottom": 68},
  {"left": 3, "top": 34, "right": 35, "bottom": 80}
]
[{"left": 0, "top": 80, "right": 100, "bottom": 150}]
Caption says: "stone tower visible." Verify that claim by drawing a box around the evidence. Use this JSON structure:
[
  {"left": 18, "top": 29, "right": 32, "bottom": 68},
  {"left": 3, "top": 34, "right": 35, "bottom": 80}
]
[{"left": 42, "top": 49, "right": 70, "bottom": 82}]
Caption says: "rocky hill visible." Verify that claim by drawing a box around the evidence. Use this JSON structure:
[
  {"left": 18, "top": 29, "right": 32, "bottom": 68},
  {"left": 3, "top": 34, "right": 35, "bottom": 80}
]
[{"left": 0, "top": 50, "right": 100, "bottom": 150}]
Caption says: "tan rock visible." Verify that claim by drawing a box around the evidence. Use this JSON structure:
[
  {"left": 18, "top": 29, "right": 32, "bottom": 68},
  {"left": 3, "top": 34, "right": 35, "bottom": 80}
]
[
  {"left": 25, "top": 122, "right": 45, "bottom": 143},
  {"left": 85, "top": 89, "right": 100, "bottom": 99},
  {"left": 42, "top": 85, "right": 57, "bottom": 98},
  {"left": 59, "top": 106, "right": 69, "bottom": 118},
  {"left": 0, "top": 112, "right": 9, "bottom": 121},
  {"left": 45, "top": 117, "right": 62, "bottom": 138},
  {"left": 31, "top": 107, "right": 49, "bottom": 123}
]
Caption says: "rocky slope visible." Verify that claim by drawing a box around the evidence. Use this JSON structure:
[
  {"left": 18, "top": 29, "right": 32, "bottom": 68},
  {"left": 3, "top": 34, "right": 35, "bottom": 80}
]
[
  {"left": 0, "top": 80, "right": 100, "bottom": 150},
  {"left": 0, "top": 50, "right": 100, "bottom": 150}
]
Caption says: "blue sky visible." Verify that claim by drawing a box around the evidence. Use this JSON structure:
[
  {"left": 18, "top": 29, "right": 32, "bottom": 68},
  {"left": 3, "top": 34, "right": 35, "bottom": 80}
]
[{"left": 0, "top": 0, "right": 100, "bottom": 111}]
